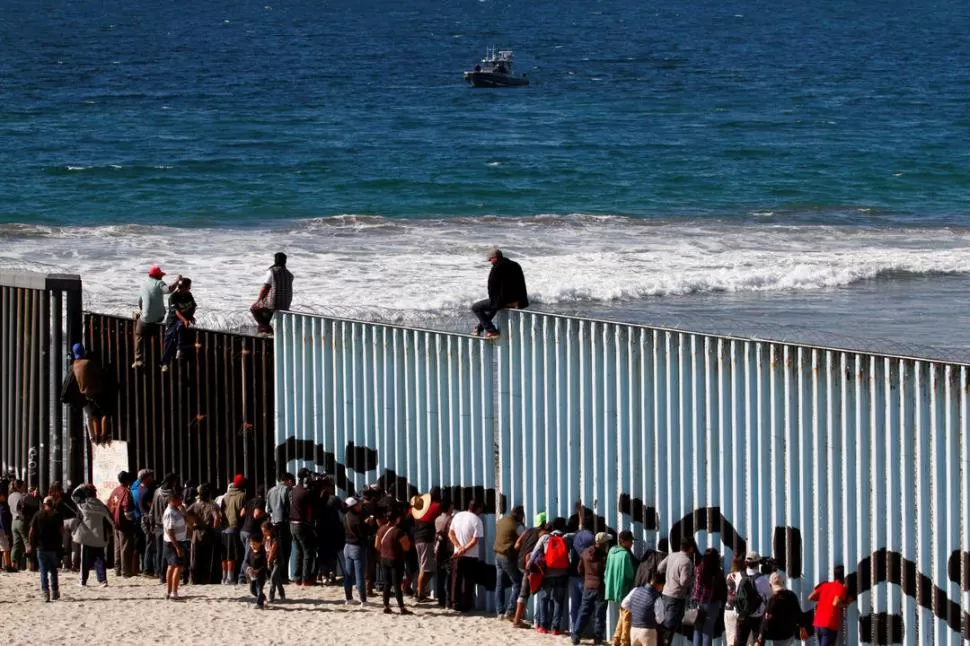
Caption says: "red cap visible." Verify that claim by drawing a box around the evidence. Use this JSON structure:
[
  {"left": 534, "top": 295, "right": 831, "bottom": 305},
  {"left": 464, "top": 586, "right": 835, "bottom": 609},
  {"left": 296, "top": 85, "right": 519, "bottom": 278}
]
[
  {"left": 232, "top": 474, "right": 245, "bottom": 488},
  {"left": 148, "top": 264, "right": 165, "bottom": 279}
]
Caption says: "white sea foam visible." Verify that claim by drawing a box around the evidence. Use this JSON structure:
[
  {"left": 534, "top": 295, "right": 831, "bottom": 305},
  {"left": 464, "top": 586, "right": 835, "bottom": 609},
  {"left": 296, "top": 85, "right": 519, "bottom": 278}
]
[{"left": 2, "top": 215, "right": 969, "bottom": 331}]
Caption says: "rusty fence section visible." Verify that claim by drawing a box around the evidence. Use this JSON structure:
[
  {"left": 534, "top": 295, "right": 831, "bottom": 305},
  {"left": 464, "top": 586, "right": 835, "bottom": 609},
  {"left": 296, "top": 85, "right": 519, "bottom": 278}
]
[
  {"left": 0, "top": 271, "right": 83, "bottom": 491},
  {"left": 84, "top": 313, "right": 276, "bottom": 493}
]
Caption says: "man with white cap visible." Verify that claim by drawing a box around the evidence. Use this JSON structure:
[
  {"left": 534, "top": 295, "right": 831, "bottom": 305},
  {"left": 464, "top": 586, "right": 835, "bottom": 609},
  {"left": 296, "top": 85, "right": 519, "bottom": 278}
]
[
  {"left": 132, "top": 264, "right": 180, "bottom": 368},
  {"left": 342, "top": 496, "right": 369, "bottom": 606}
]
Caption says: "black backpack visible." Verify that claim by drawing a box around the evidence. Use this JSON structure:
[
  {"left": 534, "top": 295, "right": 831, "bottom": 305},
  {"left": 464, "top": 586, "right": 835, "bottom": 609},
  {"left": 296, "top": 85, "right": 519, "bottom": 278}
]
[{"left": 734, "top": 574, "right": 762, "bottom": 618}]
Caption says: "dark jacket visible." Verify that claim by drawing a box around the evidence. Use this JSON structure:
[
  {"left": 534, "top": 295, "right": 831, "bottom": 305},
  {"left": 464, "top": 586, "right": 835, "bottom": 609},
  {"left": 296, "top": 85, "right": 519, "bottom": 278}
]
[
  {"left": 289, "top": 484, "right": 315, "bottom": 524},
  {"left": 762, "top": 589, "right": 802, "bottom": 640},
  {"left": 487, "top": 257, "right": 529, "bottom": 309},
  {"left": 634, "top": 549, "right": 667, "bottom": 587},
  {"left": 29, "top": 508, "right": 63, "bottom": 553},
  {"left": 579, "top": 545, "right": 608, "bottom": 592}
]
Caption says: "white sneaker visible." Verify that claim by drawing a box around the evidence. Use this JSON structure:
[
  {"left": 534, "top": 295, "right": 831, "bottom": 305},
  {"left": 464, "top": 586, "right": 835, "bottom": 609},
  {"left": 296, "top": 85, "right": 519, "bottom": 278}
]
[
  {"left": 175, "top": 350, "right": 182, "bottom": 360},
  {"left": 160, "top": 365, "right": 169, "bottom": 373},
  {"left": 131, "top": 360, "right": 144, "bottom": 368},
  {"left": 345, "top": 599, "right": 356, "bottom": 605},
  {"left": 98, "top": 581, "right": 108, "bottom": 588}
]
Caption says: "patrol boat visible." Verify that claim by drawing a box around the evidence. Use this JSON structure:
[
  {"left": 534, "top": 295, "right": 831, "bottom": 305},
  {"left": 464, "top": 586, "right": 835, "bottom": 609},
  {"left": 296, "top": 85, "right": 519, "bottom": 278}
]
[{"left": 463, "top": 48, "right": 529, "bottom": 87}]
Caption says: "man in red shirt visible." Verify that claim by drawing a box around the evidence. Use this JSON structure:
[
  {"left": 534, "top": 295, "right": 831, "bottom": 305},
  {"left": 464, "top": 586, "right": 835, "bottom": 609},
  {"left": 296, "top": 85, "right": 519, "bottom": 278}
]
[{"left": 808, "top": 565, "right": 850, "bottom": 646}]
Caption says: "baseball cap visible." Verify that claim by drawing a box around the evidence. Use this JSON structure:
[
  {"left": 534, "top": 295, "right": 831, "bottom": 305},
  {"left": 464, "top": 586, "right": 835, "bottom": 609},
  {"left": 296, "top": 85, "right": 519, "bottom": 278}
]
[
  {"left": 148, "top": 264, "right": 165, "bottom": 278},
  {"left": 232, "top": 474, "right": 245, "bottom": 488},
  {"left": 595, "top": 532, "right": 612, "bottom": 545},
  {"left": 42, "top": 496, "right": 55, "bottom": 506},
  {"left": 345, "top": 497, "right": 359, "bottom": 507},
  {"left": 745, "top": 551, "right": 761, "bottom": 563},
  {"left": 534, "top": 511, "right": 547, "bottom": 528},
  {"left": 72, "top": 343, "right": 86, "bottom": 359}
]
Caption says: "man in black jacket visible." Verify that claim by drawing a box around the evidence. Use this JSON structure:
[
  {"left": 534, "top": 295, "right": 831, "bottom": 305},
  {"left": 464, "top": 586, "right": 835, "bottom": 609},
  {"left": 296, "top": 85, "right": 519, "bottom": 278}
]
[{"left": 471, "top": 248, "right": 529, "bottom": 338}]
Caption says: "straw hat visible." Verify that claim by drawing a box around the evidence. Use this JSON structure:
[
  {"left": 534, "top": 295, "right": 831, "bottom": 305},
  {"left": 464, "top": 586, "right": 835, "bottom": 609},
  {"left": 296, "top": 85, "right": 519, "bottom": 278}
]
[{"left": 410, "top": 492, "right": 434, "bottom": 521}]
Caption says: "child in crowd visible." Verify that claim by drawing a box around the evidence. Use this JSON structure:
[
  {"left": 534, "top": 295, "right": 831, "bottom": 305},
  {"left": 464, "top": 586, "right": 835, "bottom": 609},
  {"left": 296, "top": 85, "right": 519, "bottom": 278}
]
[
  {"left": 244, "top": 534, "right": 268, "bottom": 609},
  {"left": 262, "top": 521, "right": 285, "bottom": 603}
]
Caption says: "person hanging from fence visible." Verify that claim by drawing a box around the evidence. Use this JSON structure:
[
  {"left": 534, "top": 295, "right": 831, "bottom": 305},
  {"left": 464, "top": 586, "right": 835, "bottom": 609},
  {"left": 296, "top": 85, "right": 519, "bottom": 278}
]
[
  {"left": 60, "top": 343, "right": 115, "bottom": 445},
  {"left": 250, "top": 252, "right": 293, "bottom": 336},
  {"left": 132, "top": 264, "right": 181, "bottom": 369},
  {"left": 471, "top": 248, "right": 529, "bottom": 339},
  {"left": 160, "top": 277, "right": 196, "bottom": 373}
]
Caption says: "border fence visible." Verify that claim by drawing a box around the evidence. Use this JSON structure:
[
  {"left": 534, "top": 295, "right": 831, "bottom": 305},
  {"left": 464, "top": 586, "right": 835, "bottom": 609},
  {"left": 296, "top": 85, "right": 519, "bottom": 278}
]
[
  {"left": 0, "top": 271, "right": 83, "bottom": 491},
  {"left": 83, "top": 313, "right": 276, "bottom": 494},
  {"left": 276, "top": 309, "right": 970, "bottom": 645}
]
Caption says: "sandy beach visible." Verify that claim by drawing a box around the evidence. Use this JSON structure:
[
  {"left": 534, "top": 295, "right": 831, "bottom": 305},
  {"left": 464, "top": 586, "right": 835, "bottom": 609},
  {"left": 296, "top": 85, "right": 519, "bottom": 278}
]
[{"left": 1, "top": 570, "right": 564, "bottom": 646}]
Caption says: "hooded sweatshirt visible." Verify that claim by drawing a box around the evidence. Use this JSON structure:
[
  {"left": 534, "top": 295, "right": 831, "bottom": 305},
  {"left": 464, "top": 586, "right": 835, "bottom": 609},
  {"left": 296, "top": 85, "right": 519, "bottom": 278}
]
[
  {"left": 72, "top": 496, "right": 113, "bottom": 548},
  {"left": 604, "top": 545, "right": 636, "bottom": 601}
]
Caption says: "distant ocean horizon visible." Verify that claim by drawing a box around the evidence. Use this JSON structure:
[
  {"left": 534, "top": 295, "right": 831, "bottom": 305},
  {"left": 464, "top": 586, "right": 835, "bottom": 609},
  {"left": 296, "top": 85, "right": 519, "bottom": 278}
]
[{"left": 2, "top": 0, "right": 969, "bottom": 358}]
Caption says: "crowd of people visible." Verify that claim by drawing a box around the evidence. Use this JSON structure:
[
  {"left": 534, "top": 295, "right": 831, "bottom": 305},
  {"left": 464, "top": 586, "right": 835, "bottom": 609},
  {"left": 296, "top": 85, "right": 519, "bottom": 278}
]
[{"left": 0, "top": 472, "right": 851, "bottom": 645}]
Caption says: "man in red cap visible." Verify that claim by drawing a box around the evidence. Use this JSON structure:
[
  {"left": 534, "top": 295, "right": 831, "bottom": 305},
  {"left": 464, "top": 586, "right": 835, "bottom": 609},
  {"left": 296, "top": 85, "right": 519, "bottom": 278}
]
[{"left": 132, "top": 264, "right": 180, "bottom": 368}]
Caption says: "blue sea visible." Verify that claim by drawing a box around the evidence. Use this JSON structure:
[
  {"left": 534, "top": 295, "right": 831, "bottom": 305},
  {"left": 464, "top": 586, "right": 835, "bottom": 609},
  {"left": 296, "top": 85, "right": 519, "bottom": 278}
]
[{"left": 3, "top": 0, "right": 970, "bottom": 359}]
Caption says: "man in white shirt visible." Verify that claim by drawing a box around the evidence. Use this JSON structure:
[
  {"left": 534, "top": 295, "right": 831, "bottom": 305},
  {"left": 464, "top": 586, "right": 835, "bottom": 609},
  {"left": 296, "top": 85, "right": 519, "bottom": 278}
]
[{"left": 448, "top": 499, "right": 484, "bottom": 612}]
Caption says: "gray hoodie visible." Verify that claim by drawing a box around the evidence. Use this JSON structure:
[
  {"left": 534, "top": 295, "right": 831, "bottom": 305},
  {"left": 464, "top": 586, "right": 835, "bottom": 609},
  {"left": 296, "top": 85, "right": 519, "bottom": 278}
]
[{"left": 72, "top": 496, "right": 113, "bottom": 548}]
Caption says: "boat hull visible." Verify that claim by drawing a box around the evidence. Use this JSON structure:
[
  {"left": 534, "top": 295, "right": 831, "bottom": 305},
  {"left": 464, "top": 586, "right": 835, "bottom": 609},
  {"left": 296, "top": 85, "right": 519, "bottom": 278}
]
[{"left": 464, "top": 71, "right": 529, "bottom": 87}]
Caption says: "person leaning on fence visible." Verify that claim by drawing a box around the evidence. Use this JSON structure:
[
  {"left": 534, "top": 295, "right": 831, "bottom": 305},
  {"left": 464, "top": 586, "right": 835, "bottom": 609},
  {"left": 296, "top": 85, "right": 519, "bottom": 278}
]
[
  {"left": 656, "top": 536, "right": 696, "bottom": 646},
  {"left": 133, "top": 264, "right": 181, "bottom": 368},
  {"left": 160, "top": 276, "right": 196, "bottom": 373},
  {"left": 471, "top": 248, "right": 529, "bottom": 339},
  {"left": 250, "top": 252, "right": 293, "bottom": 336},
  {"left": 758, "top": 571, "right": 804, "bottom": 645},
  {"left": 808, "top": 565, "right": 850, "bottom": 646},
  {"left": 623, "top": 573, "right": 666, "bottom": 646},
  {"left": 691, "top": 548, "right": 727, "bottom": 646},
  {"left": 449, "top": 498, "right": 485, "bottom": 613},
  {"left": 606, "top": 530, "right": 638, "bottom": 646},
  {"left": 570, "top": 531, "right": 612, "bottom": 645}
]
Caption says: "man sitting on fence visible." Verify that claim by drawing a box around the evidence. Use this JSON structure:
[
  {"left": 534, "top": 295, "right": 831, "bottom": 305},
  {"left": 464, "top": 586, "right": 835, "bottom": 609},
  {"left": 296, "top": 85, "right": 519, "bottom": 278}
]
[{"left": 132, "top": 264, "right": 180, "bottom": 368}]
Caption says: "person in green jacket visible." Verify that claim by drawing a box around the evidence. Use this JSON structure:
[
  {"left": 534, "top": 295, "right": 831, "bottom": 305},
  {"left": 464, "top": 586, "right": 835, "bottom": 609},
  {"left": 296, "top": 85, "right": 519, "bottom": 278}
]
[{"left": 605, "top": 530, "right": 637, "bottom": 646}]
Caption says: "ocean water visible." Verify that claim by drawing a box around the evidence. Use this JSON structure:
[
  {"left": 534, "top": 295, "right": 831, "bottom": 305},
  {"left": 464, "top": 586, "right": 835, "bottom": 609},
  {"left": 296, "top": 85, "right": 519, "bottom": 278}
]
[{"left": 2, "top": 0, "right": 970, "bottom": 358}]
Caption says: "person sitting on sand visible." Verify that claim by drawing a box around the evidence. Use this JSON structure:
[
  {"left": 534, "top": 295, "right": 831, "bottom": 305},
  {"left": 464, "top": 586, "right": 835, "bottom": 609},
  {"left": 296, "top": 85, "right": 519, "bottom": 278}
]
[
  {"left": 471, "top": 248, "right": 529, "bottom": 339},
  {"left": 250, "top": 252, "right": 294, "bottom": 336}
]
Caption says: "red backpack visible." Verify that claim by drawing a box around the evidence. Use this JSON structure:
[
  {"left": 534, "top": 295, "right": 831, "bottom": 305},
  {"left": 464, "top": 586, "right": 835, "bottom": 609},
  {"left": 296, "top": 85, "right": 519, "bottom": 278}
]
[{"left": 545, "top": 534, "right": 569, "bottom": 570}]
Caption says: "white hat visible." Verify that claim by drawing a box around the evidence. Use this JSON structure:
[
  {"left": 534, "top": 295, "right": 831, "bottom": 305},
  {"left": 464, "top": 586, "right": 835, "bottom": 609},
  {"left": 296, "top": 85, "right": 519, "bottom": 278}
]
[{"left": 345, "top": 497, "right": 360, "bottom": 507}]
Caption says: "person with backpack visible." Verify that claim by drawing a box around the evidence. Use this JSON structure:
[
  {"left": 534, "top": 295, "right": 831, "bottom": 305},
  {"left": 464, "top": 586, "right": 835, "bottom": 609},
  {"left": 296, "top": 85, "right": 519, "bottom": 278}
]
[
  {"left": 530, "top": 519, "right": 571, "bottom": 634},
  {"left": 107, "top": 471, "right": 137, "bottom": 577},
  {"left": 606, "top": 530, "right": 638, "bottom": 646},
  {"left": 656, "top": 536, "right": 697, "bottom": 646},
  {"left": 733, "top": 552, "right": 773, "bottom": 646}
]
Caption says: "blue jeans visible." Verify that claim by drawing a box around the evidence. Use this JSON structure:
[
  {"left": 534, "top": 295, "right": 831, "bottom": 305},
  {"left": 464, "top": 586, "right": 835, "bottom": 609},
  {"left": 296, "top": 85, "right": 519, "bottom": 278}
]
[
  {"left": 436, "top": 561, "right": 452, "bottom": 608},
  {"left": 571, "top": 588, "right": 607, "bottom": 643},
  {"left": 494, "top": 554, "right": 521, "bottom": 616},
  {"left": 816, "top": 628, "right": 839, "bottom": 646},
  {"left": 161, "top": 320, "right": 189, "bottom": 364},
  {"left": 692, "top": 601, "right": 722, "bottom": 646},
  {"left": 343, "top": 543, "right": 367, "bottom": 602},
  {"left": 37, "top": 550, "right": 59, "bottom": 594},
  {"left": 538, "top": 575, "right": 568, "bottom": 631},
  {"left": 568, "top": 576, "right": 584, "bottom": 632}
]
